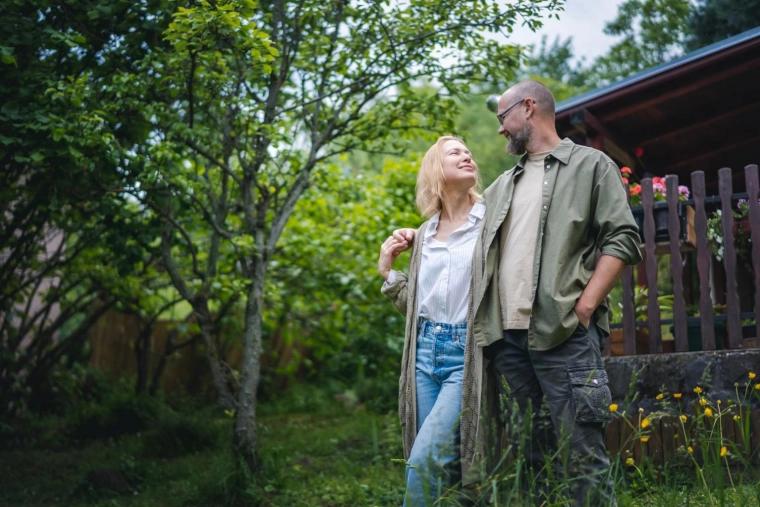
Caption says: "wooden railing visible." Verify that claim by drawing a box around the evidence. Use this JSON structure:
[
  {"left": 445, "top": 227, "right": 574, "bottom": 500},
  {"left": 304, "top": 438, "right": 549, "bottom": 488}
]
[{"left": 617, "top": 164, "right": 760, "bottom": 355}]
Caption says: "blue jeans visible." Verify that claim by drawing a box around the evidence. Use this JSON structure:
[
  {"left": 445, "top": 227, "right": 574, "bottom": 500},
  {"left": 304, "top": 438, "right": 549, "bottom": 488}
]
[{"left": 405, "top": 319, "right": 466, "bottom": 507}]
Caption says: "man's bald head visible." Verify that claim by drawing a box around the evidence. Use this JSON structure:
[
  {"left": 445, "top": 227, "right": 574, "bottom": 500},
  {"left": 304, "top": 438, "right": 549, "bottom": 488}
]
[{"left": 503, "top": 80, "right": 556, "bottom": 121}]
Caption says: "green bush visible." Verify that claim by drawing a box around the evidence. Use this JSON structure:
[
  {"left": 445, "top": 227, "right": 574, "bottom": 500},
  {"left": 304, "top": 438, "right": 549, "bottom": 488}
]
[
  {"left": 142, "top": 411, "right": 227, "bottom": 457},
  {"left": 69, "top": 390, "right": 163, "bottom": 441}
]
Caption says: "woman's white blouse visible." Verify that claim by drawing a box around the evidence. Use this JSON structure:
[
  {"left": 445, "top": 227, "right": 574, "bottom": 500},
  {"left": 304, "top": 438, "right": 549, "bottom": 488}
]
[{"left": 386, "top": 202, "right": 484, "bottom": 324}]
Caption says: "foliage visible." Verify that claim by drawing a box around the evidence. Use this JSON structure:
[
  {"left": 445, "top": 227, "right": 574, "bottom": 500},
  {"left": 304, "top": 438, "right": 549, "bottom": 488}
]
[
  {"left": 588, "top": 0, "right": 691, "bottom": 87},
  {"left": 707, "top": 200, "right": 756, "bottom": 263},
  {"left": 92, "top": 0, "right": 564, "bottom": 473},
  {"left": 613, "top": 376, "right": 760, "bottom": 503},
  {"left": 0, "top": 0, "right": 178, "bottom": 415},
  {"left": 686, "top": 0, "right": 760, "bottom": 51},
  {"left": 262, "top": 157, "right": 420, "bottom": 411}
]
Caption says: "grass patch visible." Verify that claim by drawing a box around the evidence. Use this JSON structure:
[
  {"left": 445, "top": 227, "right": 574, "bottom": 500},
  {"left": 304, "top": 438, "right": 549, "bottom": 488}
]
[{"left": 2, "top": 386, "right": 760, "bottom": 506}]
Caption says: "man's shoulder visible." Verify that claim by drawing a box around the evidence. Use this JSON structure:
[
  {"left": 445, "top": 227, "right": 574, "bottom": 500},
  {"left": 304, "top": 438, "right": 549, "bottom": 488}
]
[
  {"left": 566, "top": 143, "right": 616, "bottom": 169},
  {"left": 484, "top": 167, "right": 517, "bottom": 196}
]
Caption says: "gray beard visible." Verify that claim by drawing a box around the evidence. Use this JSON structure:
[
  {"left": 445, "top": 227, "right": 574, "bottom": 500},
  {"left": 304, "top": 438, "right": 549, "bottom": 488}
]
[{"left": 506, "top": 125, "right": 532, "bottom": 155}]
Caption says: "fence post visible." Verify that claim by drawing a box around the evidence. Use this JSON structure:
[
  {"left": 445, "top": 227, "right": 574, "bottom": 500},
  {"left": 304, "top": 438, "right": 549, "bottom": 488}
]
[
  {"left": 641, "top": 178, "right": 662, "bottom": 353},
  {"left": 745, "top": 164, "right": 760, "bottom": 348},
  {"left": 691, "top": 171, "right": 716, "bottom": 350},
  {"left": 719, "top": 167, "right": 742, "bottom": 348},
  {"left": 666, "top": 176, "right": 688, "bottom": 352}
]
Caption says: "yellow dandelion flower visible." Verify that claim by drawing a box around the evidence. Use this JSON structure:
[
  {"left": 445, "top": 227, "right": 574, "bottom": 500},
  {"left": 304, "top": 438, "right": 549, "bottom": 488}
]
[
  {"left": 673, "top": 393, "right": 682, "bottom": 399},
  {"left": 699, "top": 397, "right": 707, "bottom": 406},
  {"left": 704, "top": 407, "right": 714, "bottom": 417},
  {"left": 609, "top": 403, "right": 618, "bottom": 412},
  {"left": 755, "top": 384, "right": 760, "bottom": 391},
  {"left": 656, "top": 393, "right": 664, "bottom": 400},
  {"left": 688, "top": 446, "right": 694, "bottom": 454},
  {"left": 720, "top": 446, "right": 727, "bottom": 457},
  {"left": 626, "top": 457, "right": 635, "bottom": 466},
  {"left": 641, "top": 436, "right": 650, "bottom": 443},
  {"left": 734, "top": 415, "right": 741, "bottom": 422},
  {"left": 750, "top": 372, "right": 756, "bottom": 380},
  {"left": 680, "top": 414, "right": 688, "bottom": 423},
  {"left": 641, "top": 418, "right": 650, "bottom": 429},
  {"left": 694, "top": 386, "right": 703, "bottom": 394}
]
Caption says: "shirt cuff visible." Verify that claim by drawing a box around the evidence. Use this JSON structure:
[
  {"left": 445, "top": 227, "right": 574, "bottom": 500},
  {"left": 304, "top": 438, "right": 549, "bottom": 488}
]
[{"left": 382, "top": 269, "right": 397, "bottom": 288}]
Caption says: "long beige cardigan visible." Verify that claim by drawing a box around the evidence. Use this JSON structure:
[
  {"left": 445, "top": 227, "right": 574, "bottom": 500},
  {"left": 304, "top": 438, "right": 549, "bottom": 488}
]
[{"left": 381, "top": 219, "right": 501, "bottom": 486}]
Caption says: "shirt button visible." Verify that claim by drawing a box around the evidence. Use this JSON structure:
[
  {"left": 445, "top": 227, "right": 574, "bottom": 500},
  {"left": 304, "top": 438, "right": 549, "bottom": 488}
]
[
  {"left": 545, "top": 164, "right": 550, "bottom": 169},
  {"left": 544, "top": 181, "right": 548, "bottom": 185},
  {"left": 543, "top": 205, "right": 548, "bottom": 210},
  {"left": 435, "top": 325, "right": 442, "bottom": 331}
]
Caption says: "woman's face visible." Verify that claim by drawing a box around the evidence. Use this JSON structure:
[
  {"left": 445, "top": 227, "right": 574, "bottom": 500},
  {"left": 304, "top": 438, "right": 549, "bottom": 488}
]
[{"left": 441, "top": 140, "right": 478, "bottom": 190}]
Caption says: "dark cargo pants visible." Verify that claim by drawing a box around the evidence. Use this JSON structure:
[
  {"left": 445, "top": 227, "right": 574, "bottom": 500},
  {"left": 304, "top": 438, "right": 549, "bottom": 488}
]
[{"left": 486, "top": 322, "right": 616, "bottom": 506}]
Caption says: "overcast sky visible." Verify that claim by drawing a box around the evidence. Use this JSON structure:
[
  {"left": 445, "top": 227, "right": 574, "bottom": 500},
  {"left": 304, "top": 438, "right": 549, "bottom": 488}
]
[{"left": 505, "top": 0, "right": 627, "bottom": 64}]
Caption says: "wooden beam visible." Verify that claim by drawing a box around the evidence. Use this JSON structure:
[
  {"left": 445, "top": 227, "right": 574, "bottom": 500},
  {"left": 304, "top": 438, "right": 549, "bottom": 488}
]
[
  {"left": 572, "top": 109, "right": 639, "bottom": 170},
  {"left": 662, "top": 131, "right": 760, "bottom": 173},
  {"left": 600, "top": 57, "right": 760, "bottom": 123},
  {"left": 636, "top": 100, "right": 760, "bottom": 148}
]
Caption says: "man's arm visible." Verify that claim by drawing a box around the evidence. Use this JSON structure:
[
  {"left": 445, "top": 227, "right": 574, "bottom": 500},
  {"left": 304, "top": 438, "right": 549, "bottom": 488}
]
[{"left": 574, "top": 255, "right": 626, "bottom": 329}]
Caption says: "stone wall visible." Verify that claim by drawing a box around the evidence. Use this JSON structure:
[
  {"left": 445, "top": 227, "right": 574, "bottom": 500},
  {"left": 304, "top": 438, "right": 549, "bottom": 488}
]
[{"left": 604, "top": 349, "right": 760, "bottom": 413}]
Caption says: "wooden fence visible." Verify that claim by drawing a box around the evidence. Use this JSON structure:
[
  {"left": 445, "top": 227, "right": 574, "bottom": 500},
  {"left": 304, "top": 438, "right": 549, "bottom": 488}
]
[
  {"left": 606, "top": 409, "right": 760, "bottom": 466},
  {"left": 617, "top": 164, "right": 760, "bottom": 355}
]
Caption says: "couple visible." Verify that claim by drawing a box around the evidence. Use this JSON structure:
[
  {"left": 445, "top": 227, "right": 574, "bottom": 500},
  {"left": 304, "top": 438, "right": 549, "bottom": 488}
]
[{"left": 378, "top": 80, "right": 642, "bottom": 506}]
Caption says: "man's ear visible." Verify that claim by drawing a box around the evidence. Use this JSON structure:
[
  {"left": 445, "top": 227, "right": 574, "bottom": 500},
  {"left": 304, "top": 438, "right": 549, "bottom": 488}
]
[{"left": 524, "top": 98, "right": 536, "bottom": 119}]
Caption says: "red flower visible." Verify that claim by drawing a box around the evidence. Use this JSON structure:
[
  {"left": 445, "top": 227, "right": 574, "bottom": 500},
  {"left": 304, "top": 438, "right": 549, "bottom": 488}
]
[
  {"left": 630, "top": 184, "right": 642, "bottom": 195},
  {"left": 622, "top": 177, "right": 629, "bottom": 184},
  {"left": 620, "top": 166, "right": 632, "bottom": 175}
]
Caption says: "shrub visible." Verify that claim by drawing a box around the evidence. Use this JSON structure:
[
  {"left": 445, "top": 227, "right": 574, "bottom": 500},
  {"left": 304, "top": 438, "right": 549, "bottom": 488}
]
[
  {"left": 69, "top": 390, "right": 163, "bottom": 441},
  {"left": 142, "top": 411, "right": 227, "bottom": 457}
]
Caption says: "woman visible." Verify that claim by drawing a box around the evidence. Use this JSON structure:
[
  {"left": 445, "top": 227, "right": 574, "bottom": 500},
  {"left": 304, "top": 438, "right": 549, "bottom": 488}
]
[{"left": 378, "top": 136, "right": 496, "bottom": 506}]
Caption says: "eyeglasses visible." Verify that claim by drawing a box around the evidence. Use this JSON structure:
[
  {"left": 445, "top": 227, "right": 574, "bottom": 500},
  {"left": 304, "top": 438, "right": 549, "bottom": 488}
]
[{"left": 496, "top": 99, "right": 526, "bottom": 125}]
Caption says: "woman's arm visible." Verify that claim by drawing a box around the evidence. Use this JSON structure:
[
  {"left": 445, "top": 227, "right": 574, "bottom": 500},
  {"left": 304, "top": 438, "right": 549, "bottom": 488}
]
[{"left": 378, "top": 234, "right": 414, "bottom": 315}]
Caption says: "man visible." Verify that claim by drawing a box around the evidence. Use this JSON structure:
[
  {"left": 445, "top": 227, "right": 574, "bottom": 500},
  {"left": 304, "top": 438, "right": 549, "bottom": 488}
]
[{"left": 393, "top": 80, "right": 641, "bottom": 505}]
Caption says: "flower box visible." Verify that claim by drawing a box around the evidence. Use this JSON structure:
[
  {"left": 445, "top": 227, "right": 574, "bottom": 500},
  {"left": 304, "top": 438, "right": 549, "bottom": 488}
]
[{"left": 630, "top": 202, "right": 696, "bottom": 248}]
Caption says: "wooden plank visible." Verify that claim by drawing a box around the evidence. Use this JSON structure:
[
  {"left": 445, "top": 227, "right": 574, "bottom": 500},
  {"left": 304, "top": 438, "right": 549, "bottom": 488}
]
[
  {"left": 750, "top": 410, "right": 760, "bottom": 464},
  {"left": 667, "top": 176, "right": 688, "bottom": 352},
  {"left": 641, "top": 179, "right": 662, "bottom": 353},
  {"left": 647, "top": 417, "right": 664, "bottom": 465},
  {"left": 620, "top": 415, "right": 635, "bottom": 464},
  {"left": 691, "top": 172, "right": 716, "bottom": 350},
  {"left": 744, "top": 164, "right": 760, "bottom": 348},
  {"left": 718, "top": 167, "right": 743, "bottom": 348},
  {"left": 622, "top": 266, "right": 636, "bottom": 356},
  {"left": 660, "top": 415, "right": 678, "bottom": 463},
  {"left": 605, "top": 417, "right": 621, "bottom": 457}
]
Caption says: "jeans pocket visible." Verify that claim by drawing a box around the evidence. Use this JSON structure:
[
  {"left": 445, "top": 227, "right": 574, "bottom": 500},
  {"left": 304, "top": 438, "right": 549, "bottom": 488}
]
[
  {"left": 567, "top": 365, "right": 613, "bottom": 424},
  {"left": 454, "top": 333, "right": 467, "bottom": 351}
]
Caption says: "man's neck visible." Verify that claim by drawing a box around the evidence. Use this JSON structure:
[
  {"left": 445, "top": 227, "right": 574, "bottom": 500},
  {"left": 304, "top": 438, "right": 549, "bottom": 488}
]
[{"left": 527, "top": 130, "right": 562, "bottom": 155}]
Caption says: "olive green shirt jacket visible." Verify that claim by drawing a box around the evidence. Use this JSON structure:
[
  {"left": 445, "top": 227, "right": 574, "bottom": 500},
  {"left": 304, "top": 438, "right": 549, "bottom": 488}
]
[{"left": 473, "top": 138, "right": 643, "bottom": 351}]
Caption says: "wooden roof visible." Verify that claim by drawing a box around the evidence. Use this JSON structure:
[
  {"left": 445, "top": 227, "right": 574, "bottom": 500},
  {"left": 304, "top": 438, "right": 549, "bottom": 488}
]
[{"left": 555, "top": 27, "right": 760, "bottom": 190}]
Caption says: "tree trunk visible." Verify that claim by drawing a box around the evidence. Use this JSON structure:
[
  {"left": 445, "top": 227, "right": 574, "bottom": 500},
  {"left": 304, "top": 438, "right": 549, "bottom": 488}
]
[
  {"left": 233, "top": 255, "right": 266, "bottom": 473},
  {"left": 134, "top": 324, "right": 152, "bottom": 394}
]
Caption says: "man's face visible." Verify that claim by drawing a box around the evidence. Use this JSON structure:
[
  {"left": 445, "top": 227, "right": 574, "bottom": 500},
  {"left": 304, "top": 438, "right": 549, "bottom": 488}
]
[{"left": 497, "top": 93, "right": 531, "bottom": 155}]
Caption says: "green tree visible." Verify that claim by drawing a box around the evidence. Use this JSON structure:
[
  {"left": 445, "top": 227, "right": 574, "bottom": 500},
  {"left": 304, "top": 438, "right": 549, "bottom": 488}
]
[
  {"left": 686, "top": 0, "right": 760, "bottom": 50},
  {"left": 109, "top": 0, "right": 563, "bottom": 473},
  {"left": 589, "top": 0, "right": 690, "bottom": 86},
  {"left": 0, "top": 0, "right": 174, "bottom": 414}
]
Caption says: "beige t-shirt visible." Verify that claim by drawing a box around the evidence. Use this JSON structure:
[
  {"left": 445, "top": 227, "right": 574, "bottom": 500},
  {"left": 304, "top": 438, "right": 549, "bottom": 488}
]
[{"left": 499, "top": 151, "right": 550, "bottom": 330}]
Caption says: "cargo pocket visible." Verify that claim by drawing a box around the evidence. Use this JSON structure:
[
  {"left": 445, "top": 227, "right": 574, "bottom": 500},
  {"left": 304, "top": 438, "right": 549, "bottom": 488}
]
[{"left": 567, "top": 365, "right": 613, "bottom": 424}]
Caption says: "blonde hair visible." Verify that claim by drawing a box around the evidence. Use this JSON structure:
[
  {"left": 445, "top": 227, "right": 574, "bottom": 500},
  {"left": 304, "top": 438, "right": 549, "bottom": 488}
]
[{"left": 416, "top": 136, "right": 482, "bottom": 218}]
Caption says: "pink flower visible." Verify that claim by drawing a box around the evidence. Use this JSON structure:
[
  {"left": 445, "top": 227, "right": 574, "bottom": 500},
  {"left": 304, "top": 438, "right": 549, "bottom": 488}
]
[{"left": 678, "top": 186, "right": 690, "bottom": 199}]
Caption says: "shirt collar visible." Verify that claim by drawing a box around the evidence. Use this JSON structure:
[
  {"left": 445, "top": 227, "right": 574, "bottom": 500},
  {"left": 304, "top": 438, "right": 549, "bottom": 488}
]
[
  {"left": 516, "top": 137, "right": 575, "bottom": 168},
  {"left": 425, "top": 201, "right": 485, "bottom": 238}
]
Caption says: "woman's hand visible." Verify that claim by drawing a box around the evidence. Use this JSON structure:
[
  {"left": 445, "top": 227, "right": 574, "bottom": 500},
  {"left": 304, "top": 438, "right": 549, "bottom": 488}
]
[{"left": 378, "top": 234, "right": 413, "bottom": 280}]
